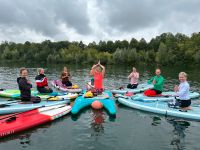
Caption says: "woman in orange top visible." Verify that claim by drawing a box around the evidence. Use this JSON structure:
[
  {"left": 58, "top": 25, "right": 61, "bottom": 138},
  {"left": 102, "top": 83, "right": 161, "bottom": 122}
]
[{"left": 90, "top": 61, "right": 105, "bottom": 94}]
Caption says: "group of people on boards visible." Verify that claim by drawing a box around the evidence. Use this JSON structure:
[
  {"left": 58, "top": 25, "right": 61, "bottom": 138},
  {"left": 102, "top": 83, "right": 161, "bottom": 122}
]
[
  {"left": 127, "top": 67, "right": 191, "bottom": 111},
  {"left": 17, "top": 67, "right": 71, "bottom": 102},
  {"left": 17, "top": 61, "right": 105, "bottom": 102},
  {"left": 17, "top": 61, "right": 191, "bottom": 111}
]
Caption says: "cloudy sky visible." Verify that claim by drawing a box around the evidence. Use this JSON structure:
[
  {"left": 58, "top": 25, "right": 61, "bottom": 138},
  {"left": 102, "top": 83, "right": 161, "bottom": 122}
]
[{"left": 0, "top": 0, "right": 200, "bottom": 44}]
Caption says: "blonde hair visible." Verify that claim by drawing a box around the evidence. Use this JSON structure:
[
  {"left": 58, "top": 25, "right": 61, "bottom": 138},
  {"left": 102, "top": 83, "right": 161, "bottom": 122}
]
[
  {"left": 63, "top": 66, "right": 67, "bottom": 71},
  {"left": 37, "top": 68, "right": 43, "bottom": 75},
  {"left": 179, "top": 72, "right": 187, "bottom": 78},
  {"left": 132, "top": 67, "right": 136, "bottom": 72},
  {"left": 156, "top": 68, "right": 161, "bottom": 72}
]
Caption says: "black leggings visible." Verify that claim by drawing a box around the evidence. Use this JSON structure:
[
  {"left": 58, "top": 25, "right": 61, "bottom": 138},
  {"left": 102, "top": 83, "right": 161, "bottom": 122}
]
[
  {"left": 37, "top": 87, "right": 53, "bottom": 93},
  {"left": 152, "top": 89, "right": 162, "bottom": 94},
  {"left": 62, "top": 81, "right": 72, "bottom": 86},
  {"left": 21, "top": 96, "right": 41, "bottom": 103},
  {"left": 177, "top": 99, "right": 191, "bottom": 108},
  {"left": 127, "top": 84, "right": 138, "bottom": 89}
]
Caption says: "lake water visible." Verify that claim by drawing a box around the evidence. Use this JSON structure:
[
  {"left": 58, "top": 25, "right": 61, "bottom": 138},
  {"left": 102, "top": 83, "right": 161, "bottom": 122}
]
[{"left": 0, "top": 63, "right": 200, "bottom": 150}]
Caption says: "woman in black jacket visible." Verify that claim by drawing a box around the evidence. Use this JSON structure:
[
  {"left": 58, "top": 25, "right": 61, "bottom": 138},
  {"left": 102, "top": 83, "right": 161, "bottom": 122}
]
[{"left": 17, "top": 68, "right": 40, "bottom": 102}]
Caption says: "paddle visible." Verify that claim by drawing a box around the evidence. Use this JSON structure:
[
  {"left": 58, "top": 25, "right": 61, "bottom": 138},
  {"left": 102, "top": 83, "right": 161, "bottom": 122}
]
[
  {"left": 0, "top": 104, "right": 66, "bottom": 121},
  {"left": 0, "top": 100, "right": 19, "bottom": 108}
]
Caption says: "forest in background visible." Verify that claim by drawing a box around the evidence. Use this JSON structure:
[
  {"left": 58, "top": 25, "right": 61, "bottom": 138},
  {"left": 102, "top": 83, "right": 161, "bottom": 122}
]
[{"left": 0, "top": 32, "right": 200, "bottom": 65}]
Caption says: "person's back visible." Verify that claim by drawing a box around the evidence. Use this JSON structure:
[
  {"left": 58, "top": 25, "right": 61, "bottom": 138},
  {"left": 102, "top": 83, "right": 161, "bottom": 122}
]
[
  {"left": 90, "top": 61, "right": 105, "bottom": 93},
  {"left": 94, "top": 72, "right": 103, "bottom": 89}
]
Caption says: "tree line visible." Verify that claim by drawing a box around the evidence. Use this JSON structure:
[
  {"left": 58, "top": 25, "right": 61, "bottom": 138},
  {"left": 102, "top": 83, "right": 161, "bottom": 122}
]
[{"left": 0, "top": 32, "right": 200, "bottom": 65}]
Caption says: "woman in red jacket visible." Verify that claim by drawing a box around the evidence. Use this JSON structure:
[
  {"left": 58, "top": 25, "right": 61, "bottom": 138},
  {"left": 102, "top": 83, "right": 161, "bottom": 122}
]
[{"left": 35, "top": 68, "right": 53, "bottom": 93}]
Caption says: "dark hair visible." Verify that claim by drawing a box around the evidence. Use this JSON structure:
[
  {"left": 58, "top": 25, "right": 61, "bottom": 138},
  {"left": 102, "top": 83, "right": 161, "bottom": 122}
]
[{"left": 20, "top": 67, "right": 28, "bottom": 74}]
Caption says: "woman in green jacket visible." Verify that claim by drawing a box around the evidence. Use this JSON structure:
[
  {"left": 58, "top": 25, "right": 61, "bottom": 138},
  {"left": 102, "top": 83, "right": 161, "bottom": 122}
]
[{"left": 147, "top": 68, "right": 164, "bottom": 94}]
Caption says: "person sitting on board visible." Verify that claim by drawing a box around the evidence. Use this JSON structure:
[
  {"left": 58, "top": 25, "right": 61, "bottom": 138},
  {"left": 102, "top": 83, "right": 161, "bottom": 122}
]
[
  {"left": 17, "top": 68, "right": 40, "bottom": 103},
  {"left": 87, "top": 64, "right": 95, "bottom": 90},
  {"left": 127, "top": 67, "right": 139, "bottom": 89},
  {"left": 60, "top": 66, "right": 72, "bottom": 87},
  {"left": 174, "top": 72, "right": 192, "bottom": 111},
  {"left": 35, "top": 68, "right": 53, "bottom": 93},
  {"left": 144, "top": 68, "right": 164, "bottom": 96},
  {"left": 90, "top": 61, "right": 105, "bottom": 94}
]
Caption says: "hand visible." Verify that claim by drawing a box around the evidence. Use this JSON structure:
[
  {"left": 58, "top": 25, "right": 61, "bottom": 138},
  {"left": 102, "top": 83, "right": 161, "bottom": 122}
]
[
  {"left": 98, "top": 60, "right": 100, "bottom": 65},
  {"left": 174, "top": 85, "right": 179, "bottom": 92},
  {"left": 152, "top": 80, "right": 156, "bottom": 84},
  {"left": 27, "top": 80, "right": 32, "bottom": 84}
]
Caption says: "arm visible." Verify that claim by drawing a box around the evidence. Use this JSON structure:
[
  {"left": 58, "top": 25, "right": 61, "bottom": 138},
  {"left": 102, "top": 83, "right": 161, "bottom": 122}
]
[
  {"left": 128, "top": 73, "right": 133, "bottom": 79},
  {"left": 61, "top": 75, "right": 67, "bottom": 79},
  {"left": 19, "top": 79, "right": 32, "bottom": 90},
  {"left": 177, "top": 84, "right": 189, "bottom": 97},
  {"left": 61, "top": 72, "right": 67, "bottom": 79},
  {"left": 154, "top": 77, "right": 164, "bottom": 86},
  {"left": 99, "top": 64, "right": 105, "bottom": 77},
  {"left": 135, "top": 72, "right": 139, "bottom": 79},
  {"left": 36, "top": 77, "right": 48, "bottom": 87},
  {"left": 147, "top": 77, "right": 154, "bottom": 84},
  {"left": 102, "top": 66, "right": 105, "bottom": 77},
  {"left": 90, "top": 64, "right": 98, "bottom": 75}
]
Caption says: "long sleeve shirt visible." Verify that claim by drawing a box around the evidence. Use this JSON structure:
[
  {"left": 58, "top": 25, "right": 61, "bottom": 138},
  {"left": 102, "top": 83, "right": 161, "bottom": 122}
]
[
  {"left": 17, "top": 77, "right": 32, "bottom": 99},
  {"left": 148, "top": 75, "right": 164, "bottom": 91},
  {"left": 177, "top": 81, "right": 190, "bottom": 100},
  {"left": 128, "top": 72, "right": 139, "bottom": 84}
]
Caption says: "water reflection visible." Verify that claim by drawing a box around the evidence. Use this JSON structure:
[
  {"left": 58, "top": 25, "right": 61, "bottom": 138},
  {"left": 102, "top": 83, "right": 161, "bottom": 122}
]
[
  {"left": 90, "top": 109, "right": 105, "bottom": 137},
  {"left": 19, "top": 133, "right": 31, "bottom": 148},
  {"left": 167, "top": 118, "right": 190, "bottom": 150},
  {"left": 151, "top": 116, "right": 162, "bottom": 126},
  {"left": 0, "top": 123, "right": 51, "bottom": 144}
]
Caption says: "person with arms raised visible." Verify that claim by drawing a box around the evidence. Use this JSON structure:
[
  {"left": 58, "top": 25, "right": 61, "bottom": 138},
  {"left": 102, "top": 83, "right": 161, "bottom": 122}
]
[{"left": 90, "top": 61, "right": 105, "bottom": 94}]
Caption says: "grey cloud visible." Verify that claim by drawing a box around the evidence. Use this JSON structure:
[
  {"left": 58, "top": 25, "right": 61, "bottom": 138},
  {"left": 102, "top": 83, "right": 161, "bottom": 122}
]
[
  {"left": 0, "top": 0, "right": 200, "bottom": 43},
  {"left": 53, "top": 0, "right": 91, "bottom": 35},
  {"left": 0, "top": 0, "right": 91, "bottom": 37},
  {"left": 96, "top": 0, "right": 200, "bottom": 34}
]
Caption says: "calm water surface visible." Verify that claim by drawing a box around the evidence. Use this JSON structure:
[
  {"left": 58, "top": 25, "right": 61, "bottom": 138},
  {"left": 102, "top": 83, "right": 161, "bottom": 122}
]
[{"left": 0, "top": 63, "right": 200, "bottom": 150}]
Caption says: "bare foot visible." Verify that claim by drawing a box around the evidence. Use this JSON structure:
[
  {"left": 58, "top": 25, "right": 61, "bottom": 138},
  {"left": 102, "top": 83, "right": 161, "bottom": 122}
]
[{"left": 181, "top": 106, "right": 192, "bottom": 111}]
